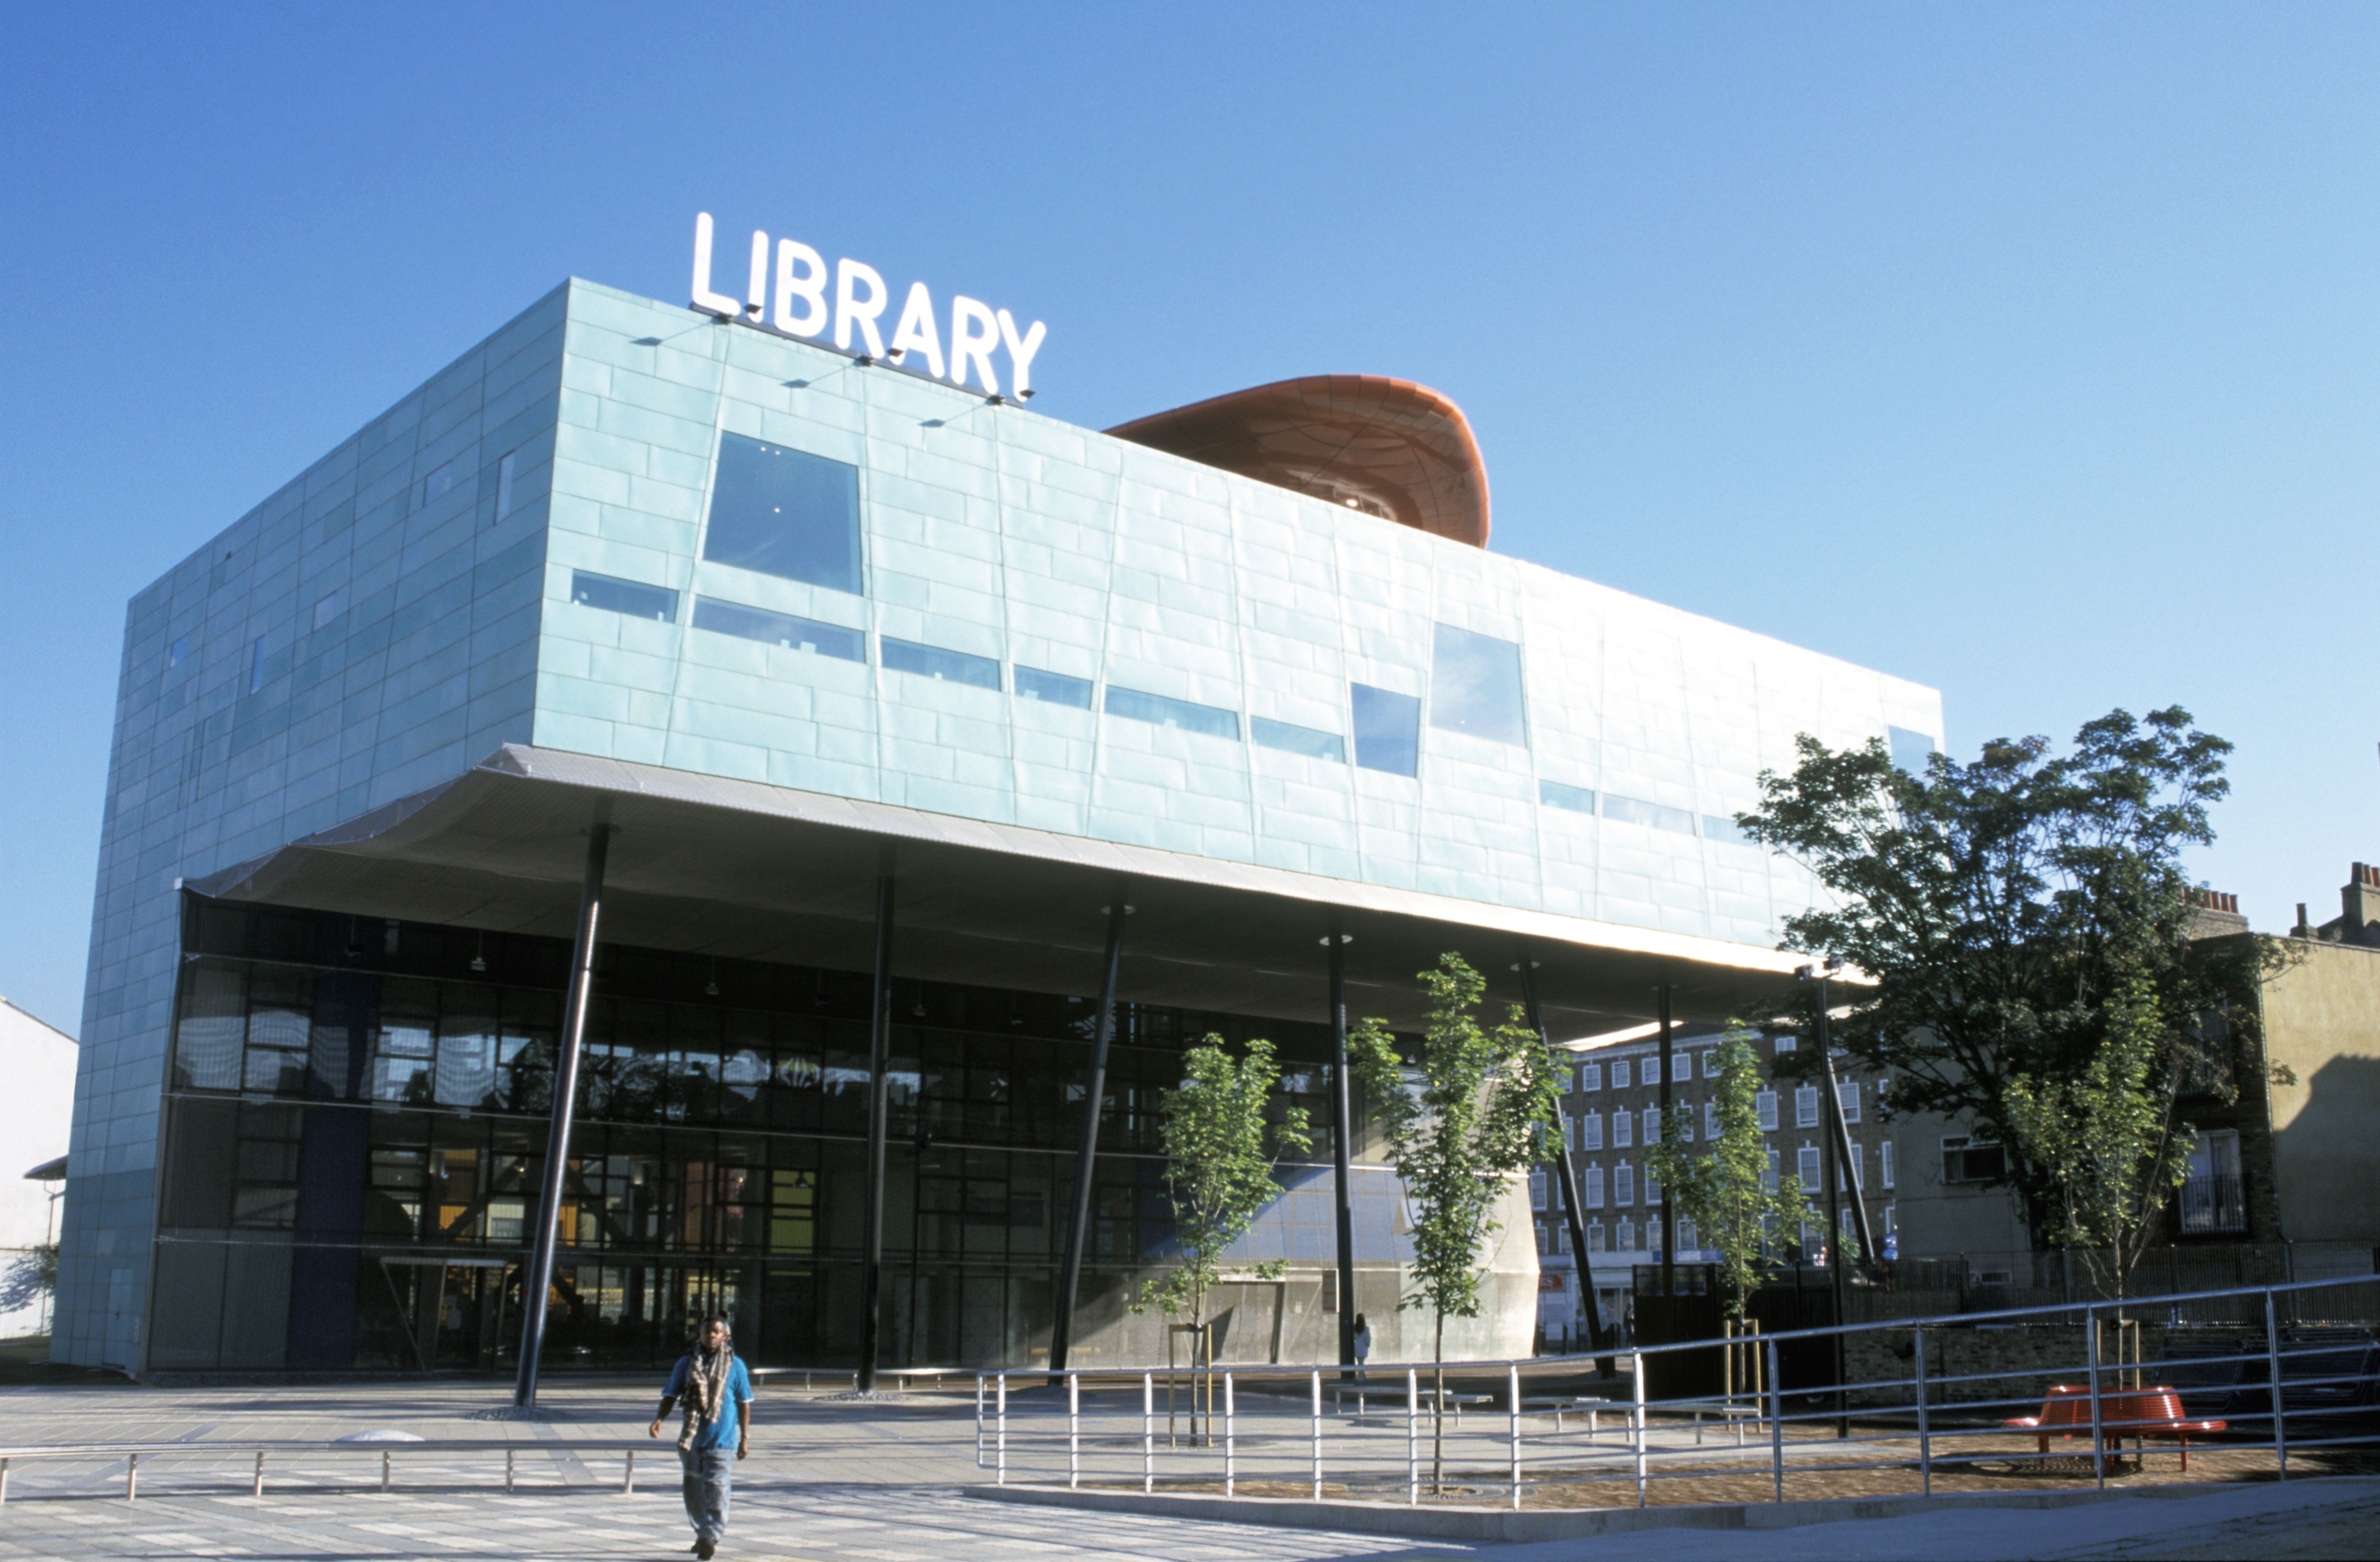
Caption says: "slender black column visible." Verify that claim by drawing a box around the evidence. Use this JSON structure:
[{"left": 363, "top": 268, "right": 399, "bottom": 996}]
[
  {"left": 1657, "top": 983, "right": 1676, "bottom": 1300},
  {"left": 1819, "top": 1048, "right": 1877, "bottom": 1266},
  {"left": 513, "top": 818, "right": 612, "bottom": 1409},
  {"left": 1816, "top": 974, "right": 1848, "bottom": 1436},
  {"left": 1517, "top": 952, "right": 1615, "bottom": 1373},
  {"left": 858, "top": 849, "right": 896, "bottom": 1393},
  {"left": 1327, "top": 917, "right": 1357, "bottom": 1370},
  {"left": 1049, "top": 888, "right": 1129, "bottom": 1371}
]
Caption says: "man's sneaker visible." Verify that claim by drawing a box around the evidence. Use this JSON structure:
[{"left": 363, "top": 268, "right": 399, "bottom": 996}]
[{"left": 696, "top": 1540, "right": 716, "bottom": 1560}]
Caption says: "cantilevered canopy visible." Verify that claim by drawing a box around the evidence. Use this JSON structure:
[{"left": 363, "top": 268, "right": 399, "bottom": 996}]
[
  {"left": 193, "top": 745, "right": 1812, "bottom": 1035},
  {"left": 1108, "top": 375, "right": 1492, "bottom": 548}
]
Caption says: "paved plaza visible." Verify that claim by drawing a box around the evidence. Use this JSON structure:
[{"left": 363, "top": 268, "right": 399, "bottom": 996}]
[{"left": 0, "top": 1379, "right": 2372, "bottom": 1560}]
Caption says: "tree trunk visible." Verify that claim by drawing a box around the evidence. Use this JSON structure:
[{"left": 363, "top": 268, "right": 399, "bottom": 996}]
[{"left": 1432, "top": 1309, "right": 1446, "bottom": 1494}]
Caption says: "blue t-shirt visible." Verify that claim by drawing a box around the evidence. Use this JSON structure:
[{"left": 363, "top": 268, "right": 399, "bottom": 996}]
[{"left": 665, "top": 1354, "right": 755, "bottom": 1450}]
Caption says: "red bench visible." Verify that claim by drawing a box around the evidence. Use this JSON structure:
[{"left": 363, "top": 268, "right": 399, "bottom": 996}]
[{"left": 2003, "top": 1384, "right": 2227, "bottom": 1472}]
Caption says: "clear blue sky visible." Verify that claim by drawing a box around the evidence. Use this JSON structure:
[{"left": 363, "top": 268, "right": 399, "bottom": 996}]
[{"left": 4, "top": 3, "right": 2377, "bottom": 1032}]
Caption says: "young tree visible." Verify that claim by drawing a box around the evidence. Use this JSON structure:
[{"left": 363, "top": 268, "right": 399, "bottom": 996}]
[
  {"left": 1347, "top": 954, "right": 1559, "bottom": 1489},
  {"left": 1133, "top": 1035, "right": 1314, "bottom": 1344},
  {"left": 1740, "top": 707, "right": 2291, "bottom": 1296},
  {"left": 1643, "top": 1029, "right": 1814, "bottom": 1321}
]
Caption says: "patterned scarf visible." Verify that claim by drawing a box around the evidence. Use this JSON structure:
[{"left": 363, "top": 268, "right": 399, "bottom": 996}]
[{"left": 678, "top": 1338, "right": 734, "bottom": 1451}]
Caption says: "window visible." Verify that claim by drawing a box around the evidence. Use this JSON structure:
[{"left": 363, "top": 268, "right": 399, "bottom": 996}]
[
  {"left": 1612, "top": 1108, "right": 1633, "bottom": 1148},
  {"left": 1105, "top": 685, "right": 1238, "bottom": 740},
  {"left": 1251, "top": 716, "right": 1345, "bottom": 762},
  {"left": 1529, "top": 1169, "right": 1548, "bottom": 1210},
  {"left": 1612, "top": 1060, "right": 1630, "bottom": 1090},
  {"left": 1540, "top": 779, "right": 1596, "bottom": 814},
  {"left": 1678, "top": 1216, "right": 1698, "bottom": 1253},
  {"left": 1581, "top": 1112, "right": 1603, "bottom": 1151},
  {"left": 1941, "top": 1135, "right": 2005, "bottom": 1183},
  {"left": 1582, "top": 1164, "right": 1604, "bottom": 1207},
  {"left": 1797, "top": 1145, "right": 1822, "bottom": 1188},
  {"left": 1614, "top": 1163, "right": 1634, "bottom": 1205},
  {"left": 1756, "top": 1089, "right": 1778, "bottom": 1131},
  {"left": 1703, "top": 814, "right": 1754, "bottom": 846},
  {"left": 495, "top": 450, "right": 519, "bottom": 519},
  {"left": 1617, "top": 1218, "right": 1635, "bottom": 1252},
  {"left": 1772, "top": 1034, "right": 1797, "bottom": 1054},
  {"left": 1700, "top": 1049, "right": 1720, "bottom": 1079},
  {"left": 422, "top": 459, "right": 457, "bottom": 505},
  {"left": 1587, "top": 1219, "right": 1605, "bottom": 1252},
  {"left": 1604, "top": 795, "right": 1696, "bottom": 834},
  {"left": 1888, "top": 725, "right": 1938, "bottom": 774},
  {"left": 1838, "top": 1080, "right": 1861, "bottom": 1124},
  {"left": 167, "top": 635, "right": 188, "bottom": 668},
  {"left": 1642, "top": 1106, "right": 1661, "bottom": 1145},
  {"left": 1795, "top": 1084, "right": 1820, "bottom": 1128},
  {"left": 1646, "top": 1170, "right": 1663, "bottom": 1206},
  {"left": 1350, "top": 683, "right": 1420, "bottom": 775},
  {"left": 2181, "top": 1130, "right": 2246, "bottom": 1233},
  {"left": 1015, "top": 667, "right": 1093, "bottom": 708},
  {"left": 881, "top": 637, "right": 1001, "bottom": 689},
  {"left": 1429, "top": 623, "right": 1527, "bottom": 745},
  {"left": 1881, "top": 1140, "right": 1895, "bottom": 1189},
  {"left": 703, "top": 433, "right": 864, "bottom": 594},
  {"left": 1764, "top": 1147, "right": 1780, "bottom": 1190},
  {"left": 1579, "top": 1062, "right": 1601, "bottom": 1092},
  {"left": 246, "top": 636, "right": 267, "bottom": 693},
  {"left": 690, "top": 596, "right": 857, "bottom": 657},
  {"left": 311, "top": 590, "right": 344, "bottom": 631},
  {"left": 572, "top": 571, "right": 679, "bottom": 622},
  {"left": 1704, "top": 1101, "right": 1720, "bottom": 1139}
]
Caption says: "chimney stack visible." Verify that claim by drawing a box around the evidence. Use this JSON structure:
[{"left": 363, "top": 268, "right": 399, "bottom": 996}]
[{"left": 2342, "top": 864, "right": 2380, "bottom": 945}]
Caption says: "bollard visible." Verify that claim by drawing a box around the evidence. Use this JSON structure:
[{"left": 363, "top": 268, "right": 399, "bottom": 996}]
[
  {"left": 1913, "top": 1326, "right": 1931, "bottom": 1498},
  {"left": 997, "top": 1374, "right": 1008, "bottom": 1486},
  {"left": 1223, "top": 1372, "right": 1237, "bottom": 1497},
  {"left": 1630, "top": 1353, "right": 1647, "bottom": 1508},
  {"left": 1508, "top": 1362, "right": 1523, "bottom": 1511},
  {"left": 1766, "top": 1339, "right": 1785, "bottom": 1503},
  {"left": 2085, "top": 1307, "right": 2106, "bottom": 1490},
  {"left": 1310, "top": 1369, "right": 1324, "bottom": 1499},
  {"left": 976, "top": 1375, "right": 985, "bottom": 1468},
  {"left": 1406, "top": 1367, "right": 1419, "bottom": 1506},
  {"left": 1, "top": 1456, "right": 9, "bottom": 1506},
  {"left": 253, "top": 1450, "right": 265, "bottom": 1499},
  {"left": 505, "top": 1448, "right": 515, "bottom": 1494},
  {"left": 2265, "top": 1291, "right": 2289, "bottom": 1480},
  {"left": 381, "top": 1449, "right": 392, "bottom": 1493},
  {"left": 127, "top": 1453, "right": 138, "bottom": 1503},
  {"left": 1069, "top": 1372, "right": 1081, "bottom": 1490},
  {"left": 623, "top": 1448, "right": 635, "bottom": 1495},
  {"left": 1142, "top": 1372, "right": 1154, "bottom": 1494}
]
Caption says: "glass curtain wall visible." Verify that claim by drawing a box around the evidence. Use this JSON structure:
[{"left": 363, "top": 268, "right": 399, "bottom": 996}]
[{"left": 150, "top": 897, "right": 1340, "bottom": 1373}]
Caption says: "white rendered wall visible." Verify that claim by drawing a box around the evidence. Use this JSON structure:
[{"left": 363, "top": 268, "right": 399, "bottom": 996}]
[{"left": 0, "top": 998, "right": 78, "bottom": 1337}]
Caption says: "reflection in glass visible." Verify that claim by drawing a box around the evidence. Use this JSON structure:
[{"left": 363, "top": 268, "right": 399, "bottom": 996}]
[
  {"left": 692, "top": 596, "right": 863, "bottom": 661},
  {"left": 1251, "top": 716, "right": 1345, "bottom": 762},
  {"left": 703, "top": 434, "right": 863, "bottom": 594},
  {"left": 1015, "top": 667, "right": 1092, "bottom": 708},
  {"left": 1103, "top": 685, "right": 1239, "bottom": 740},
  {"left": 571, "top": 570, "right": 678, "bottom": 622},
  {"left": 1539, "top": 779, "right": 1596, "bottom": 815},
  {"left": 1350, "top": 683, "right": 1420, "bottom": 776},
  {"left": 880, "top": 637, "right": 1001, "bottom": 689},
  {"left": 1429, "top": 623, "right": 1526, "bottom": 746}
]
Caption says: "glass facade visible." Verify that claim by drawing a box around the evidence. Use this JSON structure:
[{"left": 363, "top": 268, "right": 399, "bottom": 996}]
[{"left": 150, "top": 897, "right": 1351, "bottom": 1374}]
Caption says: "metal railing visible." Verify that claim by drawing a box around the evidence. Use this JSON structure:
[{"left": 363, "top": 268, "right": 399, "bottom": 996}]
[
  {"left": 0, "top": 1439, "right": 652, "bottom": 1504},
  {"left": 970, "top": 1274, "right": 2380, "bottom": 1510}
]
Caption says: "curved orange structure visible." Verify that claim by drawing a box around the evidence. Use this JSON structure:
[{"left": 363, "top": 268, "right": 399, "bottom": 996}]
[{"left": 1106, "top": 374, "right": 1490, "bottom": 548}]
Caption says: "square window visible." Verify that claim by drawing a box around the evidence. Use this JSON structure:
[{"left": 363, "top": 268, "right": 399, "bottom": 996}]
[
  {"left": 703, "top": 433, "right": 863, "bottom": 595},
  {"left": 495, "top": 450, "right": 519, "bottom": 519},
  {"left": 1351, "top": 683, "right": 1420, "bottom": 775},
  {"left": 1251, "top": 716, "right": 1345, "bottom": 762},
  {"left": 880, "top": 636, "right": 1001, "bottom": 689},
  {"left": 1888, "top": 725, "right": 1938, "bottom": 774},
  {"left": 1540, "top": 779, "right": 1596, "bottom": 814},
  {"left": 1429, "top": 623, "right": 1526, "bottom": 745},
  {"left": 1772, "top": 1035, "right": 1798, "bottom": 1054},
  {"left": 1104, "top": 685, "right": 1238, "bottom": 740},
  {"left": 691, "top": 595, "right": 859, "bottom": 658},
  {"left": 422, "top": 459, "right": 456, "bottom": 505},
  {"left": 571, "top": 571, "right": 680, "bottom": 622},
  {"left": 311, "top": 589, "right": 344, "bottom": 631},
  {"left": 167, "top": 635, "right": 188, "bottom": 668},
  {"left": 1015, "top": 667, "right": 1093, "bottom": 708}
]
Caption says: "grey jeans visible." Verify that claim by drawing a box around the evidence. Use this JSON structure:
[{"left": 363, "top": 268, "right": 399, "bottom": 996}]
[{"left": 680, "top": 1447, "right": 733, "bottom": 1540}]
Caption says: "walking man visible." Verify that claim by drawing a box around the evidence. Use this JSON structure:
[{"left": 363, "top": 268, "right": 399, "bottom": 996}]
[{"left": 649, "top": 1315, "right": 753, "bottom": 1559}]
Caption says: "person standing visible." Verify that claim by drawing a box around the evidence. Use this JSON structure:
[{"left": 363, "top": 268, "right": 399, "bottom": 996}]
[
  {"left": 649, "top": 1315, "right": 754, "bottom": 1559},
  {"left": 1351, "top": 1312, "right": 1372, "bottom": 1386}
]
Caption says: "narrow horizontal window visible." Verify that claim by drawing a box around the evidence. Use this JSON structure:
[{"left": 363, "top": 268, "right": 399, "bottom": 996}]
[
  {"left": 571, "top": 571, "right": 679, "bottom": 622},
  {"left": 1015, "top": 667, "right": 1093, "bottom": 708},
  {"left": 880, "top": 636, "right": 1000, "bottom": 689},
  {"left": 1540, "top": 779, "right": 1596, "bottom": 815},
  {"left": 691, "top": 596, "right": 859, "bottom": 659},
  {"left": 1104, "top": 685, "right": 1238, "bottom": 740},
  {"left": 1604, "top": 795, "right": 1696, "bottom": 834},
  {"left": 422, "top": 459, "right": 456, "bottom": 504},
  {"left": 1429, "top": 623, "right": 1527, "bottom": 746},
  {"left": 311, "top": 590, "right": 344, "bottom": 631},
  {"left": 1350, "top": 683, "right": 1420, "bottom": 776},
  {"left": 704, "top": 433, "right": 863, "bottom": 595},
  {"left": 1702, "top": 814, "right": 1753, "bottom": 846},
  {"left": 1250, "top": 716, "right": 1345, "bottom": 762},
  {"left": 494, "top": 451, "right": 519, "bottom": 520}
]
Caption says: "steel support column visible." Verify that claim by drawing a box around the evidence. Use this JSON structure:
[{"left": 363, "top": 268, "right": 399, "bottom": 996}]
[
  {"left": 858, "top": 848, "right": 896, "bottom": 1393},
  {"left": 1049, "top": 888, "right": 1129, "bottom": 1371},
  {"left": 1518, "top": 952, "right": 1615, "bottom": 1373},
  {"left": 1328, "top": 917, "right": 1357, "bottom": 1370},
  {"left": 512, "top": 818, "right": 611, "bottom": 1409}
]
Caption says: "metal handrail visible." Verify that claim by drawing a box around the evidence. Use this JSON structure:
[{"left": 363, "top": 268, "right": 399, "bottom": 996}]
[{"left": 0, "top": 1437, "right": 666, "bottom": 1504}]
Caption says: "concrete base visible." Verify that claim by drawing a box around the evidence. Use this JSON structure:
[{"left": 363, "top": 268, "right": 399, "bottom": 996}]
[{"left": 968, "top": 1476, "right": 2262, "bottom": 1543}]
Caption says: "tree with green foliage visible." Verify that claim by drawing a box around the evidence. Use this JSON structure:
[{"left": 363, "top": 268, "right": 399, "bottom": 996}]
[
  {"left": 1644, "top": 1029, "right": 1815, "bottom": 1321},
  {"left": 1347, "top": 953, "right": 1560, "bottom": 1489},
  {"left": 1133, "top": 1035, "right": 1313, "bottom": 1340},
  {"left": 1740, "top": 706, "right": 2292, "bottom": 1298}
]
